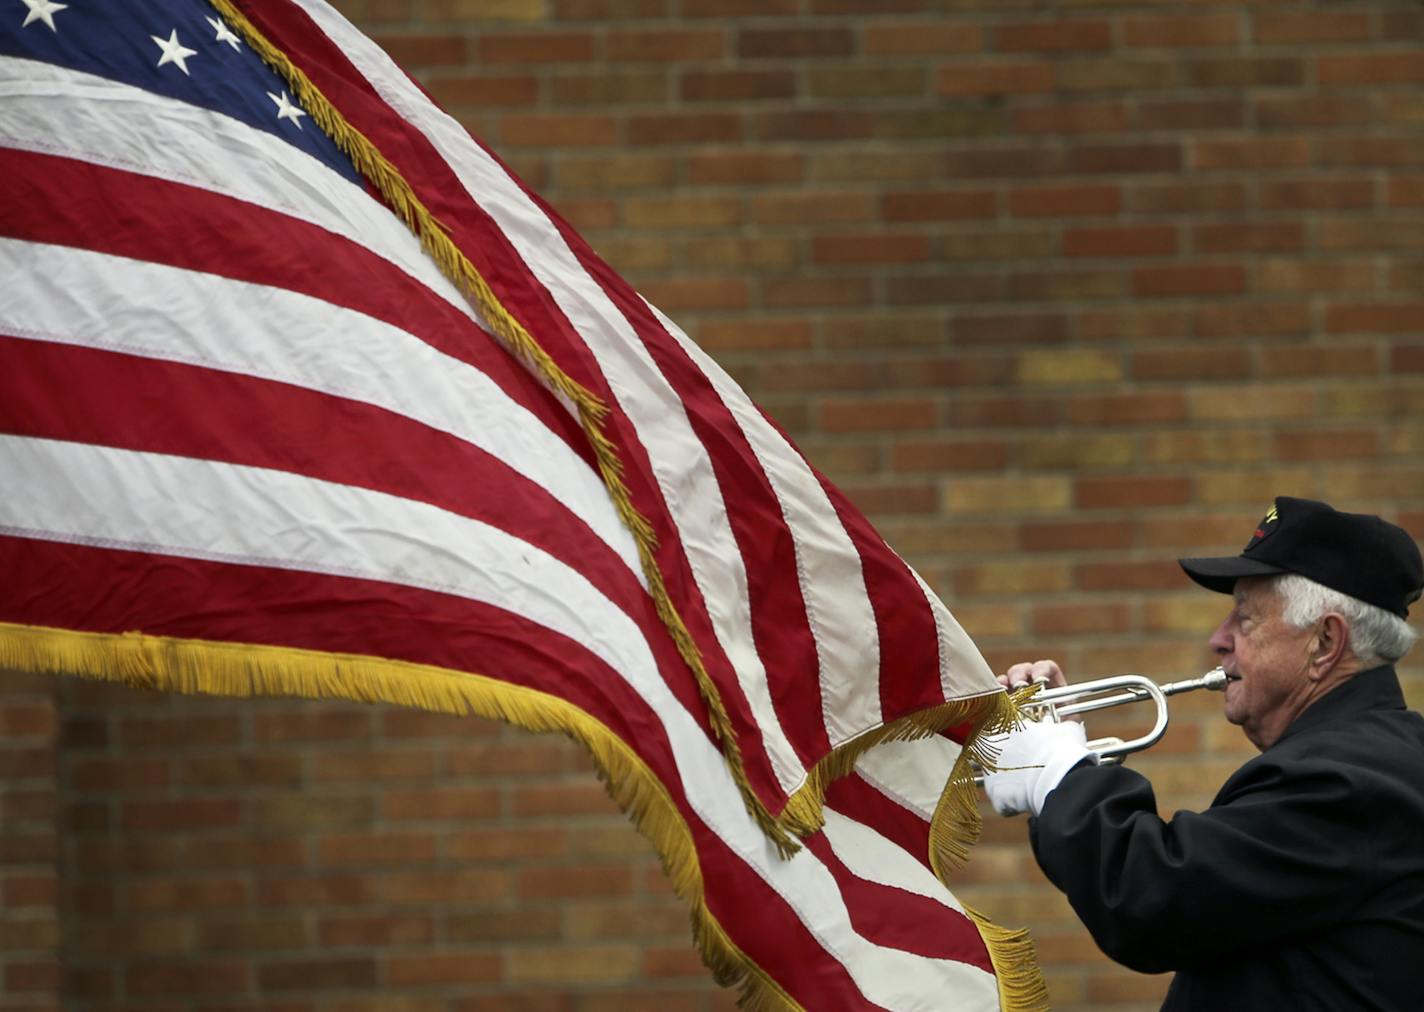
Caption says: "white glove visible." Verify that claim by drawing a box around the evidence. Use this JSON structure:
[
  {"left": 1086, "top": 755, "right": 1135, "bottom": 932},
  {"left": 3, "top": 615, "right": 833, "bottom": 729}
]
[{"left": 982, "top": 719, "right": 1095, "bottom": 817}]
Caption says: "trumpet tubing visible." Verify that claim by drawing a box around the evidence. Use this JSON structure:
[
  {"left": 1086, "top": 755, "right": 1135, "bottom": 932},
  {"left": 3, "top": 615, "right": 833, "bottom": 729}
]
[{"left": 975, "top": 667, "right": 1228, "bottom": 784}]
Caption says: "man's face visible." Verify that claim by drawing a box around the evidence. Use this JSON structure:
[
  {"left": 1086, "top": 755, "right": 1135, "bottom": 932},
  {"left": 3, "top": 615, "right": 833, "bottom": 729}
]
[{"left": 1208, "top": 576, "right": 1317, "bottom": 750}]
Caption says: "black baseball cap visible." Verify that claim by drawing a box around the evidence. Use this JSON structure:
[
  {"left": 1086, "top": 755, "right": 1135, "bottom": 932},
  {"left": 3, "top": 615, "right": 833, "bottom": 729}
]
[{"left": 1178, "top": 497, "right": 1424, "bottom": 619}]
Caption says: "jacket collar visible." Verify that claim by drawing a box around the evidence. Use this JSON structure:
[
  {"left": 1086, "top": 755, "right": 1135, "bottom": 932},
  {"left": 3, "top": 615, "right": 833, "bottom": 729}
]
[{"left": 1274, "top": 664, "right": 1404, "bottom": 745}]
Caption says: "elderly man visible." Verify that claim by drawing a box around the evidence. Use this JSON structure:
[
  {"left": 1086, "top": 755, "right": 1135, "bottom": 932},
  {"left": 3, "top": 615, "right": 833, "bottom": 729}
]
[{"left": 984, "top": 497, "right": 1424, "bottom": 1010}]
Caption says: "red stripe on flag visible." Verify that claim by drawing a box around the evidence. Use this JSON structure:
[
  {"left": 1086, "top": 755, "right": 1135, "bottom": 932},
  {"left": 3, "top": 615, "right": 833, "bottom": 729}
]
[
  {"left": 0, "top": 146, "right": 593, "bottom": 468},
  {"left": 0, "top": 534, "right": 703, "bottom": 763},
  {"left": 0, "top": 336, "right": 719, "bottom": 730}
]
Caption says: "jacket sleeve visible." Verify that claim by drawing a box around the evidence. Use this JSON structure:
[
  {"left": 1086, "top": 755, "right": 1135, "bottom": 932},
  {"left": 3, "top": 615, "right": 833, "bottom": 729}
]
[{"left": 1028, "top": 756, "right": 1379, "bottom": 974}]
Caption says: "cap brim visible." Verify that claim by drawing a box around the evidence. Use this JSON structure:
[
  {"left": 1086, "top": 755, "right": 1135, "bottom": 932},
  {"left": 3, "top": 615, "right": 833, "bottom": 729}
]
[{"left": 1177, "top": 555, "right": 1288, "bottom": 595}]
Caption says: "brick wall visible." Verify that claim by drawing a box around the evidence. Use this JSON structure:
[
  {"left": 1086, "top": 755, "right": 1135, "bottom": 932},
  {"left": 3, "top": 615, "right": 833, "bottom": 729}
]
[
  {"left": 0, "top": 674, "right": 60, "bottom": 1012},
  {"left": 11, "top": 1, "right": 1423, "bottom": 1009}
]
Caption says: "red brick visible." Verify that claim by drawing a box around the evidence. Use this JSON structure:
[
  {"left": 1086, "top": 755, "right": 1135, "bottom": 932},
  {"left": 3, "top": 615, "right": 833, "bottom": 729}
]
[
  {"left": 738, "top": 27, "right": 853, "bottom": 60},
  {"left": 945, "top": 145, "right": 1069, "bottom": 178},
  {"left": 1393, "top": 345, "right": 1424, "bottom": 373},
  {"left": 71, "top": 757, "right": 168, "bottom": 791},
  {"left": 938, "top": 62, "right": 1054, "bottom": 97},
  {"left": 128, "top": 878, "right": 248, "bottom": 912},
  {"left": 501, "top": 114, "right": 619, "bottom": 148},
  {"left": 1324, "top": 136, "right": 1424, "bottom": 168},
  {"left": 472, "top": 31, "right": 595, "bottom": 65},
  {"left": 1325, "top": 303, "right": 1424, "bottom": 334},
  {"left": 1262, "top": 177, "right": 1375, "bottom": 210},
  {"left": 812, "top": 233, "right": 932, "bottom": 265},
  {"left": 607, "top": 27, "right": 724, "bottom": 61},
  {"left": 1063, "top": 226, "right": 1177, "bottom": 258},
  {"left": 0, "top": 702, "right": 54, "bottom": 738},
  {"left": 317, "top": 832, "right": 438, "bottom": 865},
  {"left": 1067, "top": 392, "right": 1188, "bottom": 427},
  {"left": 252, "top": 710, "right": 371, "bottom": 743},
  {"left": 626, "top": 112, "right": 742, "bottom": 145},
  {"left": 1193, "top": 222, "right": 1305, "bottom": 254},
  {"left": 885, "top": 273, "right": 1006, "bottom": 305},
  {"left": 751, "top": 191, "right": 876, "bottom": 226},
  {"left": 1192, "top": 137, "right": 1311, "bottom": 171},
  {"left": 680, "top": 69, "right": 794, "bottom": 103},
  {"left": 1076, "top": 560, "right": 1184, "bottom": 592},
  {"left": 1254, "top": 12, "right": 1372, "bottom": 45},
  {"left": 839, "top": 481, "right": 939, "bottom": 516},
  {"left": 1387, "top": 176, "right": 1424, "bottom": 207},
  {"left": 1319, "top": 52, "right": 1424, "bottom": 86},
  {"left": 1013, "top": 101, "right": 1130, "bottom": 135},
  {"left": 1257, "top": 344, "right": 1382, "bottom": 378},
  {"left": 1255, "top": 94, "right": 1372, "bottom": 129},
  {"left": 121, "top": 716, "right": 241, "bottom": 748},
  {"left": 127, "top": 962, "right": 250, "bottom": 995},
  {"left": 882, "top": 189, "right": 996, "bottom": 221},
  {"left": 1196, "top": 303, "right": 1310, "bottom": 338},
  {"left": 1125, "top": 15, "right": 1239, "bottom": 48},
  {"left": 259, "top": 959, "right": 377, "bottom": 991},
  {"left": 1272, "top": 429, "right": 1380, "bottom": 461},
  {"left": 1132, "top": 346, "right": 1252, "bottom": 382},
  {"left": 1020, "top": 520, "right": 1136, "bottom": 553},
  {"left": 819, "top": 398, "right": 938, "bottom": 434},
  {"left": 517, "top": 864, "right": 634, "bottom": 900},
  {"left": 1140, "top": 101, "right": 1246, "bottom": 135},
  {"left": 1072, "top": 143, "right": 1182, "bottom": 175},
  {"left": 997, "top": 20, "right": 1111, "bottom": 52},
  {"left": 1132, "top": 264, "right": 1246, "bottom": 298},
  {"left": 950, "top": 313, "right": 1069, "bottom": 346},
  {"left": 686, "top": 150, "right": 802, "bottom": 185},
  {"left": 1129, "top": 181, "right": 1247, "bottom": 215},
  {"left": 426, "top": 74, "right": 538, "bottom": 108},
  {"left": 1009, "top": 184, "right": 1120, "bottom": 218},
  {"left": 1076, "top": 476, "right": 1192, "bottom": 510},
  {"left": 382, "top": 869, "right": 512, "bottom": 904},
  {"left": 863, "top": 22, "right": 983, "bottom": 56},
  {"left": 388, "top": 953, "right": 503, "bottom": 987},
  {"left": 1186, "top": 56, "right": 1305, "bottom": 88},
  {"left": 122, "top": 799, "right": 242, "bottom": 832},
  {"left": 890, "top": 439, "right": 1009, "bottom": 473},
  {"left": 1032, "top": 602, "right": 1133, "bottom": 636},
  {"left": 257, "top": 875, "right": 377, "bottom": 908},
  {"left": 766, "top": 276, "right": 876, "bottom": 308},
  {"left": 680, "top": 0, "right": 788, "bottom": 12},
  {"left": 318, "top": 914, "right": 434, "bottom": 948},
  {"left": 381, "top": 786, "right": 501, "bottom": 821},
  {"left": 754, "top": 108, "right": 877, "bottom": 142}
]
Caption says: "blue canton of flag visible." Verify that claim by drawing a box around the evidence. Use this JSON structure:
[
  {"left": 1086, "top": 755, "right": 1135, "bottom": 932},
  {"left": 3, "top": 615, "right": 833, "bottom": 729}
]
[{"left": 3, "top": 0, "right": 358, "bottom": 181}]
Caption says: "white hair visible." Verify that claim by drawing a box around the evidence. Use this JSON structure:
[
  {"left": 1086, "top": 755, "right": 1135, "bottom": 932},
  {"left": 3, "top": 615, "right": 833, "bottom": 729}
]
[{"left": 1273, "top": 573, "right": 1419, "bottom": 665}]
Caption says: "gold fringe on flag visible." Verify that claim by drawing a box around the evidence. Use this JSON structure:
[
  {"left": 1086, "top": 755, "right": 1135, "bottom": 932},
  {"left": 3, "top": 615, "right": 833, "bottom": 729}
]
[{"left": 0, "top": 621, "right": 805, "bottom": 1011}]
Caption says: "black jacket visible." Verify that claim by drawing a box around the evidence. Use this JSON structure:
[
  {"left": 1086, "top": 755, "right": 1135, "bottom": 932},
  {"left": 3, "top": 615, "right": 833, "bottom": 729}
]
[{"left": 1029, "top": 665, "right": 1424, "bottom": 1011}]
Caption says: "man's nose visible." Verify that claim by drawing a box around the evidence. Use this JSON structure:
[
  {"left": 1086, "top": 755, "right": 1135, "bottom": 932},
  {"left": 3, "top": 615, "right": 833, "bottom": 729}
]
[{"left": 1207, "top": 617, "right": 1233, "bottom": 655}]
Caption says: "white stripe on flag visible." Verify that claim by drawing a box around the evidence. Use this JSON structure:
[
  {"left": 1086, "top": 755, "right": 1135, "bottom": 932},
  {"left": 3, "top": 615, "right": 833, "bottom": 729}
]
[
  {"left": 0, "top": 238, "right": 638, "bottom": 571},
  {"left": 0, "top": 57, "right": 470, "bottom": 329},
  {"left": 648, "top": 301, "right": 884, "bottom": 745}
]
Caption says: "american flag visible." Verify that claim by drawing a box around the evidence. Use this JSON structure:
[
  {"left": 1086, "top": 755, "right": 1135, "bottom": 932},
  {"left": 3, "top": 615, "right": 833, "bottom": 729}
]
[{"left": 0, "top": 0, "right": 1043, "bottom": 1007}]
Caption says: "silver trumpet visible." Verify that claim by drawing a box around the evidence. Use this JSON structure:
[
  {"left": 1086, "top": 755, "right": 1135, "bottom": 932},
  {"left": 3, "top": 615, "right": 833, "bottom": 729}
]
[{"left": 974, "top": 667, "right": 1229, "bottom": 784}]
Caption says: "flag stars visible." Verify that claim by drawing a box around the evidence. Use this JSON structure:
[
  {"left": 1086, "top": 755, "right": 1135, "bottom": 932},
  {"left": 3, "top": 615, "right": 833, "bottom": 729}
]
[
  {"left": 268, "top": 90, "right": 306, "bottom": 129},
  {"left": 151, "top": 28, "right": 197, "bottom": 75},
  {"left": 207, "top": 15, "right": 240, "bottom": 50},
  {"left": 20, "top": 0, "right": 68, "bottom": 31}
]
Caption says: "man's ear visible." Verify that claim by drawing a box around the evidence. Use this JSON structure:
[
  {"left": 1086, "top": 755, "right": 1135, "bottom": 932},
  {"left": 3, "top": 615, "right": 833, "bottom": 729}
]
[{"left": 1309, "top": 612, "right": 1351, "bottom": 678}]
